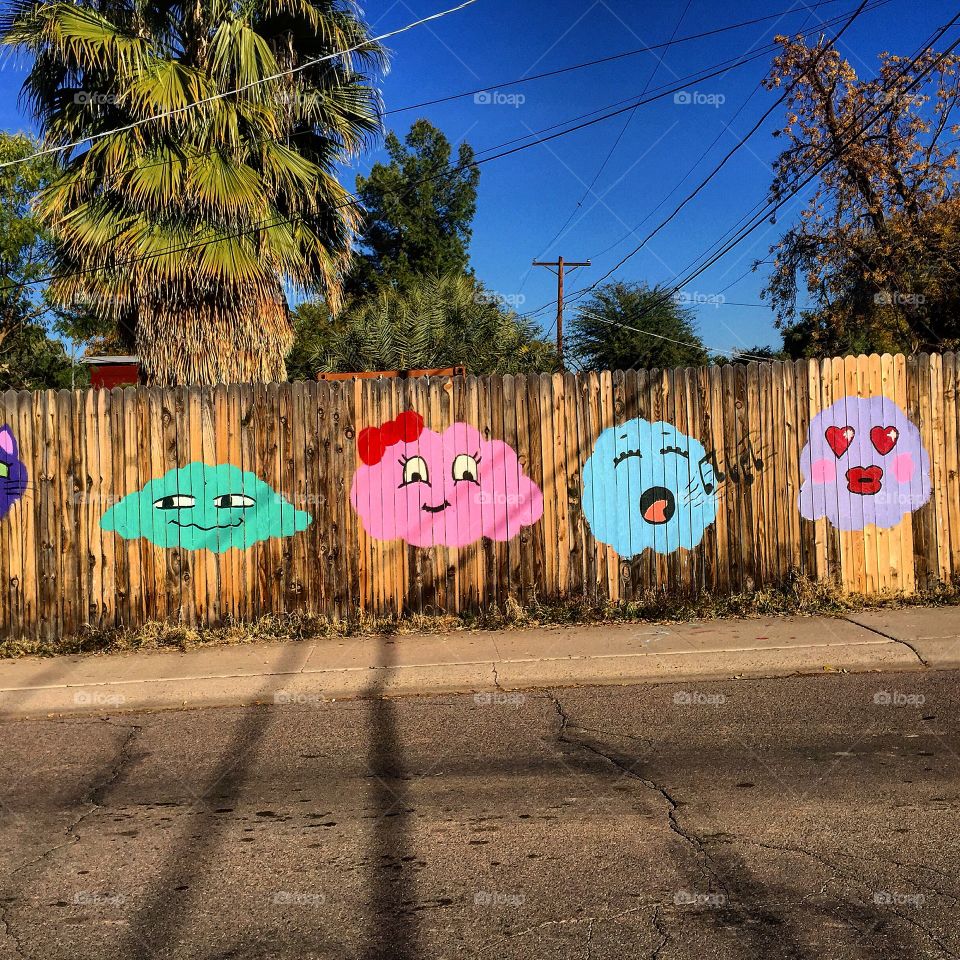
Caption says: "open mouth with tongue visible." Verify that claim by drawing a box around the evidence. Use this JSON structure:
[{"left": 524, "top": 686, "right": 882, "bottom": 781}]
[{"left": 639, "top": 486, "right": 676, "bottom": 525}]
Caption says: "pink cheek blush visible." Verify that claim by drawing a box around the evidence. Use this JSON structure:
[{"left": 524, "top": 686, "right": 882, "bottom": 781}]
[
  {"left": 893, "top": 453, "right": 915, "bottom": 483},
  {"left": 810, "top": 458, "right": 836, "bottom": 484}
]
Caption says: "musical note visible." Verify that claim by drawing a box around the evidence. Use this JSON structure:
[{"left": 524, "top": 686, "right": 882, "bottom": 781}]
[{"left": 697, "top": 450, "right": 725, "bottom": 495}]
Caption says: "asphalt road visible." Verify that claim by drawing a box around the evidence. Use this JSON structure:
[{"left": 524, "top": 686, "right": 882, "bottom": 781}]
[{"left": 1, "top": 668, "right": 958, "bottom": 959}]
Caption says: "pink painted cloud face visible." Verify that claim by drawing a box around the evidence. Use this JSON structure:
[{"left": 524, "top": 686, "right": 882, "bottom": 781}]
[{"left": 350, "top": 411, "right": 544, "bottom": 547}]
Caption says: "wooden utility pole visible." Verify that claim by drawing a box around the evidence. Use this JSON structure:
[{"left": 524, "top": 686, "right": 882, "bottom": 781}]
[{"left": 532, "top": 257, "right": 590, "bottom": 367}]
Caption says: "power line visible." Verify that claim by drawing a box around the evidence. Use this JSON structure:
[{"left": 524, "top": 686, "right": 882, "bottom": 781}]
[
  {"left": 575, "top": 309, "right": 771, "bottom": 362},
  {"left": 19, "top": 6, "right": 863, "bottom": 210},
  {"left": 527, "top": 0, "right": 950, "bottom": 325},
  {"left": 642, "top": 25, "right": 960, "bottom": 313},
  {"left": 385, "top": 0, "right": 851, "bottom": 117},
  {"left": 0, "top": 0, "right": 483, "bottom": 171},
  {"left": 566, "top": 0, "right": 874, "bottom": 299},
  {"left": 530, "top": 0, "right": 695, "bottom": 260},
  {"left": 24, "top": 0, "right": 886, "bottom": 205},
  {"left": 518, "top": 0, "right": 891, "bottom": 323},
  {"left": 2, "top": 17, "right": 867, "bottom": 295},
  {"left": 563, "top": 17, "right": 960, "bottom": 334},
  {"left": 587, "top": 4, "right": 825, "bottom": 263},
  {"left": 0, "top": 0, "right": 910, "bottom": 301}
]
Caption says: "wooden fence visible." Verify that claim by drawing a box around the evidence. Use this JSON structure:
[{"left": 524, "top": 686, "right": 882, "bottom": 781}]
[{"left": 0, "top": 352, "right": 958, "bottom": 641}]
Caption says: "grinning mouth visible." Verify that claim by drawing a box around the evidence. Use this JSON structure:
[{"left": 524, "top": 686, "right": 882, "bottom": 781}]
[
  {"left": 422, "top": 501, "right": 451, "bottom": 514},
  {"left": 169, "top": 519, "right": 244, "bottom": 531},
  {"left": 846, "top": 465, "right": 883, "bottom": 496},
  {"left": 639, "top": 486, "right": 676, "bottom": 525}
]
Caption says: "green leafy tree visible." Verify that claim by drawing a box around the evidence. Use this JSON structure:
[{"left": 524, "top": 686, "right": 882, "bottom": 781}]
[
  {"left": 3, "top": 0, "right": 384, "bottom": 386},
  {"left": 0, "top": 132, "right": 79, "bottom": 390},
  {"left": 569, "top": 282, "right": 709, "bottom": 371},
  {"left": 764, "top": 36, "right": 960, "bottom": 357},
  {"left": 318, "top": 273, "right": 556, "bottom": 374},
  {"left": 350, "top": 120, "right": 480, "bottom": 293}
]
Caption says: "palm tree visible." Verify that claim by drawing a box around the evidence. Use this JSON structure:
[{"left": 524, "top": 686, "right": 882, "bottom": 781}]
[
  {"left": 569, "top": 281, "right": 709, "bottom": 371},
  {"left": 2, "top": 0, "right": 384, "bottom": 385},
  {"left": 317, "top": 273, "right": 559, "bottom": 375}
]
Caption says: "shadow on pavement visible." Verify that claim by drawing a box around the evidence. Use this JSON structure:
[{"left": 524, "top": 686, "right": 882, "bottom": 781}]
[
  {"left": 362, "top": 634, "right": 419, "bottom": 960},
  {"left": 122, "top": 642, "right": 306, "bottom": 960}
]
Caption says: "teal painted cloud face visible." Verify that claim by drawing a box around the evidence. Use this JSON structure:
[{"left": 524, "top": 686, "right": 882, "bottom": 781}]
[
  {"left": 582, "top": 419, "right": 718, "bottom": 557},
  {"left": 101, "top": 462, "right": 311, "bottom": 553}
]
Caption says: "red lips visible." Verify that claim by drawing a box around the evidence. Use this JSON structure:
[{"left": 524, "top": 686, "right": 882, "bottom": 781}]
[{"left": 846, "top": 465, "right": 883, "bottom": 495}]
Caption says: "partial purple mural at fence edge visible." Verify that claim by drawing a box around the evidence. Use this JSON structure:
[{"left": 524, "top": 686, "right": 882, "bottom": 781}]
[
  {"left": 0, "top": 425, "right": 27, "bottom": 521},
  {"left": 798, "top": 396, "right": 932, "bottom": 531},
  {"left": 350, "top": 410, "right": 544, "bottom": 547}
]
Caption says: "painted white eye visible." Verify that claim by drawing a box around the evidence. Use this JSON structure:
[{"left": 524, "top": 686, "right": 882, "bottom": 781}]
[
  {"left": 452, "top": 453, "right": 480, "bottom": 483},
  {"left": 153, "top": 495, "right": 196, "bottom": 510},
  {"left": 214, "top": 494, "right": 255, "bottom": 509},
  {"left": 401, "top": 456, "right": 430, "bottom": 486}
]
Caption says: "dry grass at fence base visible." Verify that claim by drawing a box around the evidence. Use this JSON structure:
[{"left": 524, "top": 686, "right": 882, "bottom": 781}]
[{"left": 2, "top": 574, "right": 958, "bottom": 660}]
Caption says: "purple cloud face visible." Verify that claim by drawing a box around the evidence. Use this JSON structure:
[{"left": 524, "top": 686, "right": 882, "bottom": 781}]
[{"left": 799, "top": 396, "right": 931, "bottom": 531}]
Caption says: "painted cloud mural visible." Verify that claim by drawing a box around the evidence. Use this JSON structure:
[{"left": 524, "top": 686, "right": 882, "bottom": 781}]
[
  {"left": 101, "top": 462, "right": 312, "bottom": 553},
  {"left": 350, "top": 410, "right": 544, "bottom": 547},
  {"left": 582, "top": 418, "right": 719, "bottom": 558},
  {"left": 798, "top": 396, "right": 931, "bottom": 531}
]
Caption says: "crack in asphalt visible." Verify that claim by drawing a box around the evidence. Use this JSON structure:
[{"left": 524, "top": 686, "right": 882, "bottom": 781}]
[
  {"left": 649, "top": 904, "right": 670, "bottom": 960},
  {"left": 840, "top": 616, "right": 930, "bottom": 667},
  {"left": 545, "top": 694, "right": 957, "bottom": 959},
  {"left": 0, "top": 719, "right": 142, "bottom": 960},
  {"left": 549, "top": 695, "right": 728, "bottom": 898},
  {"left": 582, "top": 916, "right": 594, "bottom": 960},
  {"left": 475, "top": 904, "right": 651, "bottom": 956},
  {"left": 708, "top": 836, "right": 959, "bottom": 958}
]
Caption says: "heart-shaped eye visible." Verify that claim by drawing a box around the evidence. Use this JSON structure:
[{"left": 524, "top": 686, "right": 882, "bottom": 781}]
[
  {"left": 825, "top": 425, "right": 855, "bottom": 458},
  {"left": 870, "top": 425, "right": 899, "bottom": 455}
]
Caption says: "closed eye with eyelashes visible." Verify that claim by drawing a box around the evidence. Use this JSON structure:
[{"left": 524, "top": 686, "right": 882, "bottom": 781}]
[{"left": 660, "top": 445, "right": 689, "bottom": 458}]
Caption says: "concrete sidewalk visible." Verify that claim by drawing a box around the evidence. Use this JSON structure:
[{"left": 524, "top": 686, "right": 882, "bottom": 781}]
[{"left": 1, "top": 606, "right": 958, "bottom": 717}]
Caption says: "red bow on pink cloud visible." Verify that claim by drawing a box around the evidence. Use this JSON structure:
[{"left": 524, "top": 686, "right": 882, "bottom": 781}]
[{"left": 358, "top": 410, "right": 425, "bottom": 465}]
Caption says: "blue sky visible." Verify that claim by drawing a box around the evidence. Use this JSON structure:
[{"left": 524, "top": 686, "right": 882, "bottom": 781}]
[{"left": 0, "top": 0, "right": 955, "bottom": 354}]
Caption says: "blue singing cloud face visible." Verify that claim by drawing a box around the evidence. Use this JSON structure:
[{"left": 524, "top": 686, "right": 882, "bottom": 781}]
[{"left": 582, "top": 419, "right": 718, "bottom": 558}]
